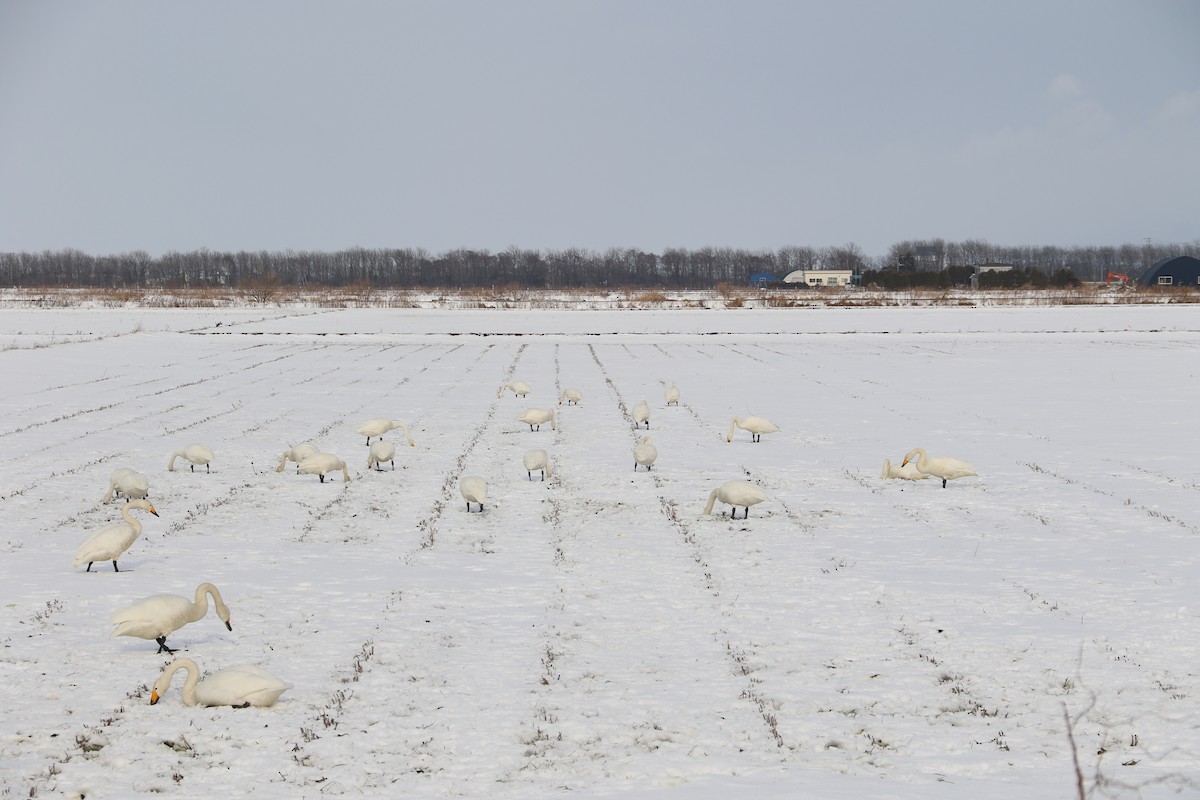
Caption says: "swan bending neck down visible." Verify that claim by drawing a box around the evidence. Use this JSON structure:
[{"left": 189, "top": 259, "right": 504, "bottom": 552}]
[
  {"left": 727, "top": 416, "right": 780, "bottom": 443},
  {"left": 461, "top": 476, "right": 487, "bottom": 512},
  {"left": 631, "top": 400, "right": 650, "bottom": 429},
  {"left": 498, "top": 381, "right": 532, "bottom": 398},
  {"left": 298, "top": 453, "right": 351, "bottom": 483},
  {"left": 103, "top": 468, "right": 149, "bottom": 504},
  {"left": 518, "top": 408, "right": 556, "bottom": 431},
  {"left": 367, "top": 440, "right": 396, "bottom": 471},
  {"left": 277, "top": 442, "right": 319, "bottom": 473},
  {"left": 558, "top": 387, "right": 582, "bottom": 405},
  {"left": 704, "top": 480, "right": 768, "bottom": 520},
  {"left": 901, "top": 448, "right": 977, "bottom": 488},
  {"left": 523, "top": 449, "right": 551, "bottom": 481},
  {"left": 168, "top": 444, "right": 214, "bottom": 473},
  {"left": 881, "top": 458, "right": 928, "bottom": 481},
  {"left": 356, "top": 419, "right": 415, "bottom": 447},
  {"left": 73, "top": 499, "right": 159, "bottom": 572},
  {"left": 634, "top": 436, "right": 657, "bottom": 471},
  {"left": 151, "top": 657, "right": 291, "bottom": 708},
  {"left": 110, "top": 582, "right": 233, "bottom": 654}
]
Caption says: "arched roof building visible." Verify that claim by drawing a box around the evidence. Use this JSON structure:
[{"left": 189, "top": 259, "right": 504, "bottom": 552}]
[{"left": 1138, "top": 255, "right": 1200, "bottom": 287}]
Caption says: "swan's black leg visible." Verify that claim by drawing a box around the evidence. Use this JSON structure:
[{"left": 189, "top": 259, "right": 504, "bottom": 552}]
[
  {"left": 190, "top": 464, "right": 195, "bottom": 472},
  {"left": 206, "top": 464, "right": 210, "bottom": 473},
  {"left": 319, "top": 474, "right": 326, "bottom": 483},
  {"left": 528, "top": 470, "right": 532, "bottom": 480},
  {"left": 155, "top": 636, "right": 176, "bottom": 654},
  {"left": 86, "top": 562, "right": 94, "bottom": 572},
  {"left": 942, "top": 478, "right": 948, "bottom": 488},
  {"left": 112, "top": 560, "right": 120, "bottom": 572},
  {"left": 233, "top": 701, "right": 251, "bottom": 709}
]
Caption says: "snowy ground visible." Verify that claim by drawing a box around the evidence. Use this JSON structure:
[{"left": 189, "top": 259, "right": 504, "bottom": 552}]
[{"left": 2, "top": 306, "right": 1198, "bottom": 799}]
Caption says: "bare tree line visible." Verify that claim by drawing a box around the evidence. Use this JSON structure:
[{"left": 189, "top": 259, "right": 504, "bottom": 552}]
[{"left": 0, "top": 239, "right": 1195, "bottom": 289}]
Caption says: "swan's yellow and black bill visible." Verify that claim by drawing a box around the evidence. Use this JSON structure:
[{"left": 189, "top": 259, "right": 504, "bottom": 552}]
[
  {"left": 150, "top": 690, "right": 160, "bottom": 704},
  {"left": 148, "top": 505, "right": 160, "bottom": 516},
  {"left": 225, "top": 619, "right": 233, "bottom": 631}
]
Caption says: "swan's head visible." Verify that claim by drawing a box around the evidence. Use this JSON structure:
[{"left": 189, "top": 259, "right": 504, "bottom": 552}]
[
  {"left": 218, "top": 606, "right": 232, "bottom": 630},
  {"left": 150, "top": 689, "right": 161, "bottom": 705}
]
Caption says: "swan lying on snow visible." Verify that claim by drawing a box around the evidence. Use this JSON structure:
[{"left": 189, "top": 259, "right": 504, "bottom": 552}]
[
  {"left": 881, "top": 458, "right": 929, "bottom": 480},
  {"left": 704, "top": 480, "right": 768, "bottom": 520},
  {"left": 111, "top": 582, "right": 232, "bottom": 654},
  {"left": 558, "top": 387, "right": 583, "bottom": 405},
  {"left": 168, "top": 444, "right": 214, "bottom": 473},
  {"left": 277, "top": 442, "right": 319, "bottom": 473},
  {"left": 461, "top": 476, "right": 487, "bottom": 512},
  {"left": 901, "top": 447, "right": 978, "bottom": 488},
  {"left": 356, "top": 419, "right": 414, "bottom": 447},
  {"left": 632, "top": 400, "right": 650, "bottom": 429},
  {"left": 73, "top": 499, "right": 159, "bottom": 572},
  {"left": 498, "top": 380, "right": 532, "bottom": 398},
  {"left": 151, "top": 657, "right": 290, "bottom": 708},
  {"left": 523, "top": 449, "right": 551, "bottom": 481},
  {"left": 367, "top": 440, "right": 396, "bottom": 471},
  {"left": 665, "top": 381, "right": 680, "bottom": 406},
  {"left": 727, "top": 416, "right": 779, "bottom": 443},
  {"left": 102, "top": 468, "right": 149, "bottom": 504},
  {"left": 298, "top": 453, "right": 351, "bottom": 483},
  {"left": 518, "top": 408, "right": 556, "bottom": 431},
  {"left": 634, "top": 436, "right": 657, "bottom": 471}
]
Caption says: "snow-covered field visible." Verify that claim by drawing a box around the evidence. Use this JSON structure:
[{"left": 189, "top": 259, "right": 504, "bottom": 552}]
[{"left": 2, "top": 306, "right": 1198, "bottom": 799}]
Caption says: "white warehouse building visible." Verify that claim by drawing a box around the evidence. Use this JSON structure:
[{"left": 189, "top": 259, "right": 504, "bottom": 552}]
[{"left": 782, "top": 269, "right": 856, "bottom": 287}]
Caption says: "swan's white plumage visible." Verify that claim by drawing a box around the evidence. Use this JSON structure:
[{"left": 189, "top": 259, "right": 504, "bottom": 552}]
[
  {"left": 168, "top": 444, "right": 214, "bottom": 472},
  {"left": 517, "top": 408, "right": 556, "bottom": 431},
  {"left": 151, "top": 657, "right": 290, "bottom": 708},
  {"left": 355, "top": 419, "right": 414, "bottom": 447},
  {"left": 277, "top": 442, "right": 319, "bottom": 473},
  {"left": 901, "top": 447, "right": 978, "bottom": 488},
  {"left": 881, "top": 458, "right": 928, "bottom": 480},
  {"left": 665, "top": 381, "right": 680, "bottom": 406},
  {"left": 632, "top": 400, "right": 650, "bottom": 429},
  {"left": 72, "top": 499, "right": 158, "bottom": 571},
  {"left": 523, "top": 449, "right": 551, "bottom": 480},
  {"left": 110, "top": 582, "right": 232, "bottom": 652},
  {"left": 498, "top": 381, "right": 532, "bottom": 398},
  {"left": 102, "top": 468, "right": 149, "bottom": 503},
  {"left": 460, "top": 476, "right": 487, "bottom": 512},
  {"left": 367, "top": 440, "right": 396, "bottom": 471},
  {"left": 726, "top": 416, "right": 780, "bottom": 443},
  {"left": 634, "top": 436, "right": 657, "bottom": 471},
  {"left": 558, "top": 387, "right": 583, "bottom": 405},
  {"left": 298, "top": 453, "right": 351, "bottom": 483},
  {"left": 704, "top": 480, "right": 768, "bottom": 519}
]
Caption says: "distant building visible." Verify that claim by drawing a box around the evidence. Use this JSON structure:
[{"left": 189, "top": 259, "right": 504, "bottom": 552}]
[
  {"left": 749, "top": 272, "right": 778, "bottom": 288},
  {"left": 1137, "top": 255, "right": 1200, "bottom": 287},
  {"left": 975, "top": 263, "right": 1013, "bottom": 274},
  {"left": 782, "top": 269, "right": 856, "bottom": 287}
]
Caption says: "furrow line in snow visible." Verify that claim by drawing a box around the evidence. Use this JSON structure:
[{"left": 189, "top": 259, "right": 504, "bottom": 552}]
[
  {"left": 587, "top": 343, "right": 792, "bottom": 753},
  {"left": 1021, "top": 461, "right": 1200, "bottom": 535}
]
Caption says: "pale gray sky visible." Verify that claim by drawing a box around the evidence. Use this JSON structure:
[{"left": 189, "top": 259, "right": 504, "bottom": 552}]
[{"left": 1, "top": 1, "right": 1197, "bottom": 259}]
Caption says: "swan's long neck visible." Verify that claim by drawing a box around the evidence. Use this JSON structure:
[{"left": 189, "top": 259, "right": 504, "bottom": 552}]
[
  {"left": 905, "top": 448, "right": 928, "bottom": 470},
  {"left": 119, "top": 504, "right": 143, "bottom": 534},
  {"left": 192, "top": 583, "right": 227, "bottom": 623},
  {"left": 704, "top": 488, "right": 720, "bottom": 515},
  {"left": 156, "top": 658, "right": 200, "bottom": 706},
  {"left": 341, "top": 465, "right": 351, "bottom": 482},
  {"left": 727, "top": 417, "right": 740, "bottom": 441},
  {"left": 393, "top": 422, "right": 414, "bottom": 446},
  {"left": 167, "top": 452, "right": 182, "bottom": 471},
  {"left": 276, "top": 451, "right": 290, "bottom": 472}
]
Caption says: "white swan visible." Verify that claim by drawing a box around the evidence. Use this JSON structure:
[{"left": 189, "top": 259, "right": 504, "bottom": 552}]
[
  {"left": 632, "top": 400, "right": 650, "bottom": 429},
  {"left": 558, "top": 387, "right": 583, "bottom": 405},
  {"left": 726, "top": 416, "right": 779, "bottom": 443},
  {"left": 102, "top": 468, "right": 149, "bottom": 504},
  {"left": 665, "top": 381, "right": 680, "bottom": 406},
  {"left": 523, "top": 449, "right": 551, "bottom": 481},
  {"left": 881, "top": 458, "right": 928, "bottom": 481},
  {"left": 355, "top": 419, "right": 415, "bottom": 447},
  {"left": 460, "top": 476, "right": 487, "bottom": 512},
  {"left": 634, "top": 436, "right": 657, "bottom": 471},
  {"left": 111, "top": 582, "right": 233, "bottom": 654},
  {"left": 704, "top": 480, "right": 768, "bottom": 520},
  {"left": 72, "top": 499, "right": 159, "bottom": 572},
  {"left": 168, "top": 444, "right": 214, "bottom": 472},
  {"left": 276, "top": 442, "right": 319, "bottom": 473},
  {"left": 498, "top": 380, "right": 532, "bottom": 398},
  {"left": 151, "top": 657, "right": 291, "bottom": 708},
  {"left": 901, "top": 448, "right": 978, "bottom": 488},
  {"left": 517, "top": 408, "right": 556, "bottom": 431},
  {"left": 367, "top": 440, "right": 396, "bottom": 471},
  {"left": 298, "top": 453, "right": 351, "bottom": 483}
]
